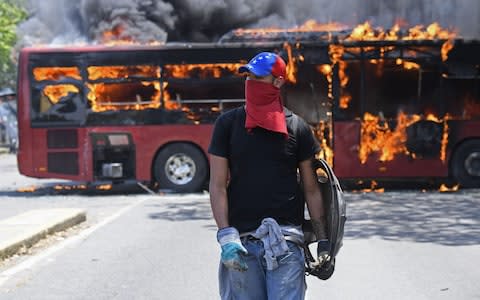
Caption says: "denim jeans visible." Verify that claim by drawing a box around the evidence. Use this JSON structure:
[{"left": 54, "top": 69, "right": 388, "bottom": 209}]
[{"left": 219, "top": 239, "right": 306, "bottom": 300}]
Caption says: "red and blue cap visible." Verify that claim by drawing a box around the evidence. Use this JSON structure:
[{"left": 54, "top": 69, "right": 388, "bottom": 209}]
[{"left": 239, "top": 52, "right": 286, "bottom": 78}]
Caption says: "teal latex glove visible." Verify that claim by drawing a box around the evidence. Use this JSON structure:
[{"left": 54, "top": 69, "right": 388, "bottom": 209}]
[
  {"left": 217, "top": 227, "right": 248, "bottom": 272},
  {"left": 221, "top": 242, "right": 248, "bottom": 272}
]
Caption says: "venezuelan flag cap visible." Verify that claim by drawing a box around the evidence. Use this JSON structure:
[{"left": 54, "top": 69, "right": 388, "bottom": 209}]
[{"left": 239, "top": 52, "right": 286, "bottom": 78}]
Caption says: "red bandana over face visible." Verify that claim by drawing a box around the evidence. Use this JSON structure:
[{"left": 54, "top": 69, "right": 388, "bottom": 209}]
[{"left": 245, "top": 79, "right": 288, "bottom": 137}]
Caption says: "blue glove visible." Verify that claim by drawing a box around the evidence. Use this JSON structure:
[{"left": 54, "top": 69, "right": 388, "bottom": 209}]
[{"left": 217, "top": 227, "right": 248, "bottom": 272}]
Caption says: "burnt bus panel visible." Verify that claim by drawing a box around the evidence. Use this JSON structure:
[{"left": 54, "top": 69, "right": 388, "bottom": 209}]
[
  {"left": 27, "top": 52, "right": 84, "bottom": 67},
  {"left": 295, "top": 44, "right": 331, "bottom": 64},
  {"left": 447, "top": 40, "right": 480, "bottom": 65},
  {"left": 26, "top": 43, "right": 291, "bottom": 69},
  {"left": 47, "top": 129, "right": 78, "bottom": 149},
  {"left": 47, "top": 152, "right": 79, "bottom": 175},
  {"left": 81, "top": 46, "right": 283, "bottom": 66},
  {"left": 406, "top": 120, "right": 443, "bottom": 158}
]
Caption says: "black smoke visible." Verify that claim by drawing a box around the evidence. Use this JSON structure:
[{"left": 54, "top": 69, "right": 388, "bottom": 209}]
[{"left": 16, "top": 0, "right": 480, "bottom": 46}]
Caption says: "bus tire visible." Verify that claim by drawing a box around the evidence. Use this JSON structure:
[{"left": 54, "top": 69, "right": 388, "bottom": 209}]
[
  {"left": 451, "top": 140, "right": 480, "bottom": 188},
  {"left": 153, "top": 143, "right": 208, "bottom": 193}
]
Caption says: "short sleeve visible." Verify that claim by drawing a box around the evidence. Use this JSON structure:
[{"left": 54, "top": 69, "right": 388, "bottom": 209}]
[
  {"left": 208, "top": 111, "right": 233, "bottom": 158},
  {"left": 296, "top": 116, "right": 321, "bottom": 162}
]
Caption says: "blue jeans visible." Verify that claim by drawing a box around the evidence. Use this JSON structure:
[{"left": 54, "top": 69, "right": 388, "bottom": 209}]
[{"left": 219, "top": 239, "right": 306, "bottom": 300}]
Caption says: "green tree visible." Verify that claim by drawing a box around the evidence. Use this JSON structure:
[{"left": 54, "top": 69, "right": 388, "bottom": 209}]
[{"left": 0, "top": 1, "right": 27, "bottom": 88}]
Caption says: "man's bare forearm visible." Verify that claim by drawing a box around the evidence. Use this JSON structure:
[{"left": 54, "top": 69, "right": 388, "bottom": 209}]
[
  {"left": 209, "top": 155, "right": 230, "bottom": 229},
  {"left": 300, "top": 159, "right": 328, "bottom": 240},
  {"left": 209, "top": 184, "right": 229, "bottom": 229},
  {"left": 310, "top": 218, "right": 327, "bottom": 240},
  {"left": 305, "top": 189, "right": 328, "bottom": 240}
]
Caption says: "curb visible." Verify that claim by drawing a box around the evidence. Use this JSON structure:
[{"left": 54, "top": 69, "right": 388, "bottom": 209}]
[{"left": 0, "top": 208, "right": 86, "bottom": 260}]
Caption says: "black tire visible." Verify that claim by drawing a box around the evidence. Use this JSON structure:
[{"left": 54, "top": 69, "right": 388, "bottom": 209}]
[
  {"left": 153, "top": 143, "right": 208, "bottom": 193},
  {"left": 451, "top": 140, "right": 480, "bottom": 188}
]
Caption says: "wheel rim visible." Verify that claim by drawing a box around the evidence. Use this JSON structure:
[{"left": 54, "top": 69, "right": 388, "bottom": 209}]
[
  {"left": 164, "top": 153, "right": 196, "bottom": 185},
  {"left": 464, "top": 152, "right": 480, "bottom": 177}
]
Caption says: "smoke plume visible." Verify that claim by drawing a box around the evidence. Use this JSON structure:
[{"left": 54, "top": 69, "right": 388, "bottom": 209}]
[{"left": 16, "top": 0, "right": 480, "bottom": 47}]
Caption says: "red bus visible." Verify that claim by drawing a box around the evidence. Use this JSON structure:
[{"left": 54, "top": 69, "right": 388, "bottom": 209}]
[{"left": 16, "top": 33, "right": 480, "bottom": 192}]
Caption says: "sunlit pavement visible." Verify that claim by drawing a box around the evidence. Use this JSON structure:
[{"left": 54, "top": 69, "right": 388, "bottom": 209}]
[{"left": 0, "top": 152, "right": 479, "bottom": 299}]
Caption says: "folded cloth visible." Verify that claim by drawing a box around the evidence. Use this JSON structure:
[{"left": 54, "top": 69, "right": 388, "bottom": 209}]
[{"left": 252, "top": 218, "right": 290, "bottom": 270}]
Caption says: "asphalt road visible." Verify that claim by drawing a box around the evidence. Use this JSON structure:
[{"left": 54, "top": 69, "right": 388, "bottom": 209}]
[{"left": 0, "top": 153, "right": 479, "bottom": 300}]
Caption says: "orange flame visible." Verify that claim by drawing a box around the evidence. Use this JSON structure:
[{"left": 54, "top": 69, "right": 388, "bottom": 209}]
[
  {"left": 54, "top": 184, "right": 87, "bottom": 190},
  {"left": 359, "top": 112, "right": 451, "bottom": 164},
  {"left": 318, "top": 45, "right": 351, "bottom": 108},
  {"left": 163, "top": 63, "right": 243, "bottom": 79},
  {"left": 86, "top": 81, "right": 161, "bottom": 112},
  {"left": 43, "top": 85, "right": 80, "bottom": 104},
  {"left": 233, "top": 19, "right": 348, "bottom": 36},
  {"left": 100, "top": 23, "right": 163, "bottom": 46},
  {"left": 396, "top": 59, "right": 420, "bottom": 70},
  {"left": 101, "top": 24, "right": 133, "bottom": 45},
  {"left": 96, "top": 184, "right": 112, "bottom": 190},
  {"left": 346, "top": 22, "right": 456, "bottom": 61},
  {"left": 361, "top": 180, "right": 385, "bottom": 193},
  {"left": 405, "top": 23, "right": 453, "bottom": 40},
  {"left": 17, "top": 186, "right": 36, "bottom": 192},
  {"left": 439, "top": 183, "right": 459, "bottom": 192},
  {"left": 441, "top": 39, "right": 455, "bottom": 61},
  {"left": 34, "top": 67, "right": 82, "bottom": 81},
  {"left": 359, "top": 112, "right": 419, "bottom": 163},
  {"left": 314, "top": 121, "right": 334, "bottom": 166},
  {"left": 283, "top": 43, "right": 299, "bottom": 84},
  {"left": 88, "top": 65, "right": 161, "bottom": 80},
  {"left": 348, "top": 21, "right": 456, "bottom": 42}
]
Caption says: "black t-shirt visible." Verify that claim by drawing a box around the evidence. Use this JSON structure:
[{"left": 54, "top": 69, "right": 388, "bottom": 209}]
[{"left": 208, "top": 106, "right": 320, "bottom": 233}]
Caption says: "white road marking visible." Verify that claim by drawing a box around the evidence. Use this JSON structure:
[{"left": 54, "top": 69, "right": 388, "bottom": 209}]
[{"left": 0, "top": 197, "right": 149, "bottom": 287}]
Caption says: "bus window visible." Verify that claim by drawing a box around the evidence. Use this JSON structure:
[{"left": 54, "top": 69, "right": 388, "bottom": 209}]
[
  {"left": 86, "top": 65, "right": 162, "bottom": 112},
  {"left": 284, "top": 64, "right": 331, "bottom": 125},
  {"left": 86, "top": 81, "right": 161, "bottom": 111},
  {"left": 33, "top": 67, "right": 82, "bottom": 81},
  {"left": 31, "top": 65, "right": 85, "bottom": 126},
  {"left": 364, "top": 60, "right": 420, "bottom": 119},
  {"left": 162, "top": 63, "right": 245, "bottom": 113},
  {"left": 443, "top": 78, "right": 480, "bottom": 119}
]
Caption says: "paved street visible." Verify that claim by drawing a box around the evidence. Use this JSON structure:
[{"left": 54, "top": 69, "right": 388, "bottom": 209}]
[{"left": 0, "top": 153, "right": 479, "bottom": 299}]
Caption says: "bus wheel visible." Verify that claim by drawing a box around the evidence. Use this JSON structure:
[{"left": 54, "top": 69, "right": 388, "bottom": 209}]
[
  {"left": 153, "top": 143, "right": 208, "bottom": 193},
  {"left": 451, "top": 140, "right": 480, "bottom": 188}
]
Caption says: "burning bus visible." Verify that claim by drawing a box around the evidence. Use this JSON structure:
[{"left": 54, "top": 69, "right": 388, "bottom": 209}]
[{"left": 16, "top": 22, "right": 480, "bottom": 192}]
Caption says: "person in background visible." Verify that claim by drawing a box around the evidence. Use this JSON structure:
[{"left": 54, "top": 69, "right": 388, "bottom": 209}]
[
  {"left": 0, "top": 88, "right": 18, "bottom": 153},
  {"left": 208, "top": 52, "right": 329, "bottom": 299}
]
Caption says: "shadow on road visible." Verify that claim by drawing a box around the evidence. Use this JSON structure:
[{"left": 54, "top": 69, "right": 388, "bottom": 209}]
[
  {"left": 344, "top": 191, "right": 480, "bottom": 246},
  {"left": 2, "top": 177, "right": 478, "bottom": 247}
]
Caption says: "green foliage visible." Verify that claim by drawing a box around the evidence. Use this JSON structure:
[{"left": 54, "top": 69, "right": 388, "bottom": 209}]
[{"left": 0, "top": 1, "right": 27, "bottom": 88}]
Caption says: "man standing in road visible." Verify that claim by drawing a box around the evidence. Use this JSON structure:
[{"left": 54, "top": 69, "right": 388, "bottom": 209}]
[{"left": 208, "top": 52, "right": 329, "bottom": 299}]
